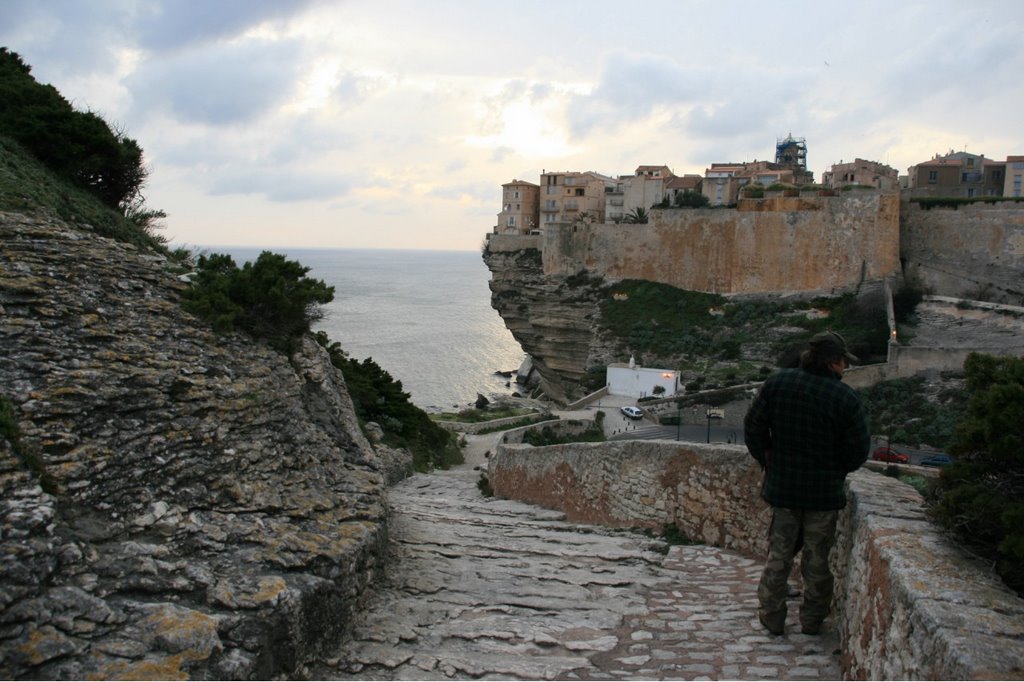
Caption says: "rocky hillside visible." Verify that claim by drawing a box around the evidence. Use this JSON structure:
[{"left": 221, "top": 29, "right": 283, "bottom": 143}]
[{"left": 1, "top": 211, "right": 390, "bottom": 679}]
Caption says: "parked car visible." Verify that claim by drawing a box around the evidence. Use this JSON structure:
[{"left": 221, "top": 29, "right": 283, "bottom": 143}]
[
  {"left": 871, "top": 446, "right": 909, "bottom": 464},
  {"left": 921, "top": 454, "right": 953, "bottom": 467},
  {"left": 620, "top": 406, "right": 644, "bottom": 419}
]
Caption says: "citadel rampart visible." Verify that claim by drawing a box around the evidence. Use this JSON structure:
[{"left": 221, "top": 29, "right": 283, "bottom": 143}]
[
  {"left": 537, "top": 193, "right": 901, "bottom": 295},
  {"left": 489, "top": 441, "right": 1024, "bottom": 679},
  {"left": 900, "top": 199, "right": 1024, "bottom": 304}
]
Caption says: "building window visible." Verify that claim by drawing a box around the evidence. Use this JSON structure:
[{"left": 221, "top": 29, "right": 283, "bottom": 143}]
[
  {"left": 928, "top": 170, "right": 938, "bottom": 184},
  {"left": 967, "top": 188, "right": 976, "bottom": 198},
  {"left": 513, "top": 190, "right": 520, "bottom": 199},
  {"left": 575, "top": 188, "right": 584, "bottom": 196},
  {"left": 546, "top": 186, "right": 556, "bottom": 195},
  {"left": 507, "top": 216, "right": 515, "bottom": 227}
]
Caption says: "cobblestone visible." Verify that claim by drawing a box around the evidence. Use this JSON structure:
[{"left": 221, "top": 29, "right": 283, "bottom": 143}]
[{"left": 312, "top": 455, "right": 842, "bottom": 680}]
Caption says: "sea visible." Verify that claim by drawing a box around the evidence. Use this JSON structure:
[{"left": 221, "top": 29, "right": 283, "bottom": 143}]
[{"left": 205, "top": 247, "right": 526, "bottom": 411}]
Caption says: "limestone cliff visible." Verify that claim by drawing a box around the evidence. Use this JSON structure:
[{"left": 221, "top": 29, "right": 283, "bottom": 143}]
[
  {"left": 0, "top": 212, "right": 388, "bottom": 679},
  {"left": 482, "top": 246, "right": 616, "bottom": 404}
]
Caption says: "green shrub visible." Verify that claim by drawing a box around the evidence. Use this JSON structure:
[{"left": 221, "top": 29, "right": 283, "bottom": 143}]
[
  {"left": 892, "top": 284, "right": 924, "bottom": 325},
  {"left": 523, "top": 422, "right": 604, "bottom": 446},
  {"left": 859, "top": 376, "right": 966, "bottom": 448},
  {"left": 673, "top": 189, "right": 710, "bottom": 208},
  {"left": 599, "top": 283, "right": 888, "bottom": 365},
  {"left": 931, "top": 353, "right": 1024, "bottom": 596},
  {"left": 315, "top": 333, "right": 461, "bottom": 471},
  {"left": 182, "top": 251, "right": 335, "bottom": 353},
  {"left": 911, "top": 196, "right": 1024, "bottom": 210}
]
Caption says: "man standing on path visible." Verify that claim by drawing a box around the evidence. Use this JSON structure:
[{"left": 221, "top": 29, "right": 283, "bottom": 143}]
[{"left": 743, "top": 331, "right": 870, "bottom": 636}]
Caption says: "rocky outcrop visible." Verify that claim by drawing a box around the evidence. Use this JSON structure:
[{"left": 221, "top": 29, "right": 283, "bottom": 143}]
[
  {"left": 0, "top": 212, "right": 388, "bottom": 679},
  {"left": 481, "top": 246, "right": 615, "bottom": 404}
]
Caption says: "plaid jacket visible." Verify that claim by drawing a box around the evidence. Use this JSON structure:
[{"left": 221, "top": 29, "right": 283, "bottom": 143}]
[{"left": 744, "top": 367, "right": 870, "bottom": 510}]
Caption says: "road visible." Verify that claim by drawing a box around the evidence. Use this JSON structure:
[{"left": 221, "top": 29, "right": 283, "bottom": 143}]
[{"left": 608, "top": 415, "right": 744, "bottom": 445}]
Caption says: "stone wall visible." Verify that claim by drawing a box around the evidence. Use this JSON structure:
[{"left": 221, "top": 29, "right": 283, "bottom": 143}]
[
  {"left": 435, "top": 412, "right": 551, "bottom": 435},
  {"left": 901, "top": 200, "right": 1024, "bottom": 305},
  {"left": 489, "top": 441, "right": 768, "bottom": 557},
  {"left": 540, "top": 193, "right": 901, "bottom": 295},
  {"left": 0, "top": 212, "right": 389, "bottom": 679},
  {"left": 488, "top": 441, "right": 1024, "bottom": 679}
]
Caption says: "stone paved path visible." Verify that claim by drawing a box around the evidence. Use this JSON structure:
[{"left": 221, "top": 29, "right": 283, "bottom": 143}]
[{"left": 312, "top": 446, "right": 842, "bottom": 680}]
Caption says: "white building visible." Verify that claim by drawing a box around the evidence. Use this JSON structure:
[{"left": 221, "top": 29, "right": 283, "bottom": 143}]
[{"left": 606, "top": 357, "right": 680, "bottom": 399}]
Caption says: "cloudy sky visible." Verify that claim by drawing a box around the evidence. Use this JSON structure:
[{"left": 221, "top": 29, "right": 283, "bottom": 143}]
[{"left": 2, "top": 1, "right": 1021, "bottom": 251}]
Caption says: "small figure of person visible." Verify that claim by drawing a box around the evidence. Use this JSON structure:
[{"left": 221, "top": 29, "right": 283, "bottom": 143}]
[{"left": 743, "top": 331, "right": 870, "bottom": 636}]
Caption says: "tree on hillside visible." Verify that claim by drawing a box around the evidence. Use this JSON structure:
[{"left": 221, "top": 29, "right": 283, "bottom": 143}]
[
  {"left": 0, "top": 48, "right": 147, "bottom": 210},
  {"left": 674, "top": 189, "right": 710, "bottom": 208},
  {"left": 932, "top": 352, "right": 1024, "bottom": 596},
  {"left": 182, "top": 251, "right": 335, "bottom": 353},
  {"left": 624, "top": 207, "right": 649, "bottom": 224}
]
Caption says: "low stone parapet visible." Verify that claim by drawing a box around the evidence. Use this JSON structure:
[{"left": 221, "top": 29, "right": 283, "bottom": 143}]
[
  {"left": 436, "top": 412, "right": 551, "bottom": 435},
  {"left": 488, "top": 440, "right": 1024, "bottom": 679}
]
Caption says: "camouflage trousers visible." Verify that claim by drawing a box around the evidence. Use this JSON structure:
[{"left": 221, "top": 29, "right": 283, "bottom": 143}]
[{"left": 757, "top": 507, "right": 839, "bottom": 632}]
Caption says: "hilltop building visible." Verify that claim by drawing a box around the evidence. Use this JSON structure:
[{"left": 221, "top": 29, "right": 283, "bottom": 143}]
[
  {"left": 495, "top": 179, "right": 540, "bottom": 235},
  {"left": 701, "top": 160, "right": 798, "bottom": 206},
  {"left": 603, "top": 165, "right": 702, "bottom": 223},
  {"left": 539, "top": 170, "right": 617, "bottom": 226},
  {"left": 774, "top": 133, "right": 814, "bottom": 184},
  {"left": 1007, "top": 156, "right": 1024, "bottom": 197},
  {"left": 493, "top": 141, "right": 1023, "bottom": 234},
  {"left": 906, "top": 150, "right": 1007, "bottom": 197},
  {"left": 823, "top": 159, "right": 899, "bottom": 190},
  {"left": 666, "top": 174, "right": 703, "bottom": 203}
]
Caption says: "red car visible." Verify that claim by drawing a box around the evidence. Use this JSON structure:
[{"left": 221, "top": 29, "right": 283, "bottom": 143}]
[{"left": 872, "top": 446, "right": 909, "bottom": 464}]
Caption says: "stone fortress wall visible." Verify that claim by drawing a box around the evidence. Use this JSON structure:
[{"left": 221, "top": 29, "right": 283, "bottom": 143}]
[
  {"left": 901, "top": 199, "right": 1024, "bottom": 304},
  {"left": 488, "top": 440, "right": 1024, "bottom": 680},
  {"left": 545, "top": 193, "right": 901, "bottom": 295},
  {"left": 487, "top": 193, "right": 1024, "bottom": 304}
]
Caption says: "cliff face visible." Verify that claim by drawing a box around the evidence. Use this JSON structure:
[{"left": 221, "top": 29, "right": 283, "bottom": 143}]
[
  {"left": 482, "top": 247, "right": 614, "bottom": 403},
  {"left": 0, "top": 212, "right": 388, "bottom": 679}
]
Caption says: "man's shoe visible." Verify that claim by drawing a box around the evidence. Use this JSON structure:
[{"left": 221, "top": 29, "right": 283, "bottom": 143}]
[
  {"left": 759, "top": 612, "right": 785, "bottom": 636},
  {"left": 801, "top": 622, "right": 821, "bottom": 635}
]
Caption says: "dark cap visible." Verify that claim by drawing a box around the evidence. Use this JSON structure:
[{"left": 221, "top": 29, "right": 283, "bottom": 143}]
[{"left": 809, "top": 331, "right": 858, "bottom": 364}]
